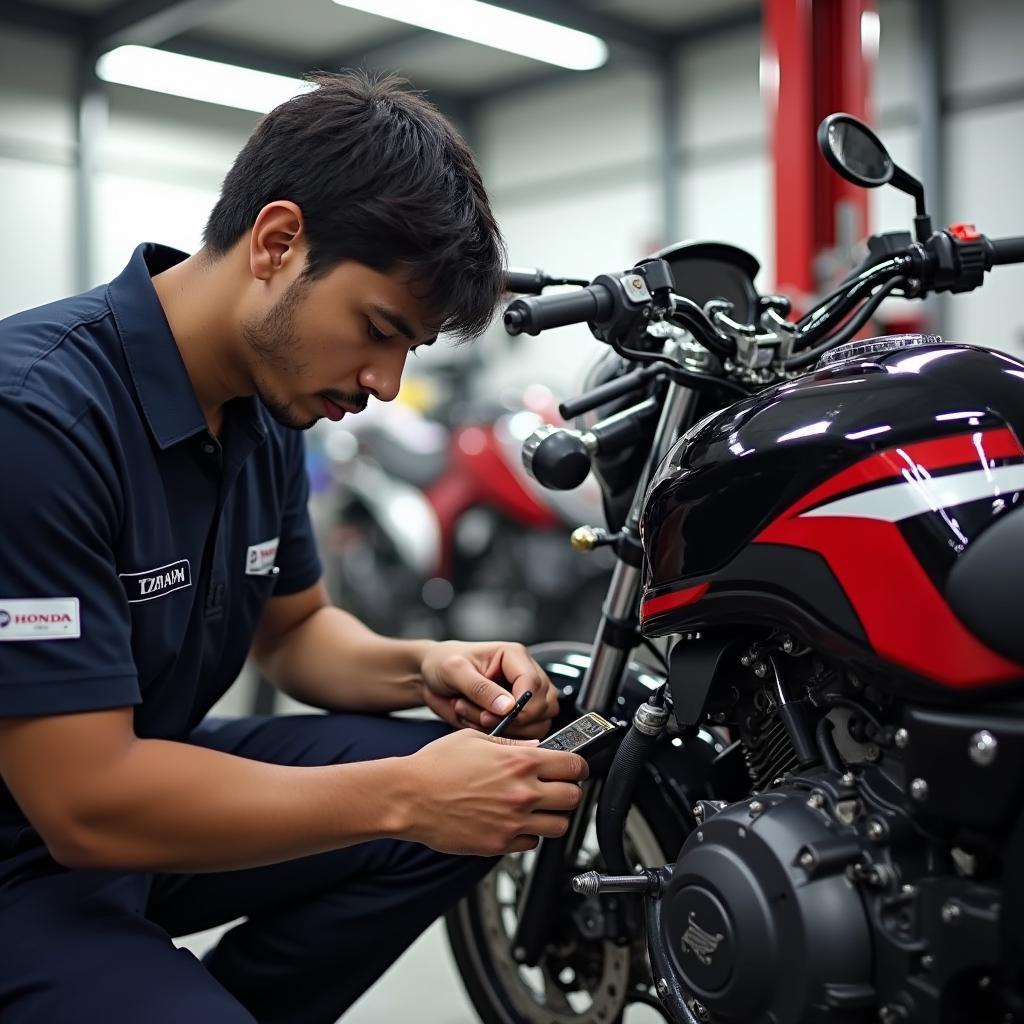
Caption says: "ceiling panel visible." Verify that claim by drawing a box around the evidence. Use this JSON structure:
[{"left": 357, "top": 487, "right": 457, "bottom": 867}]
[
  {"left": 189, "top": 0, "right": 415, "bottom": 62},
  {"left": 20, "top": 0, "right": 117, "bottom": 12},
  {"left": 385, "top": 34, "right": 548, "bottom": 93},
  {"left": 595, "top": 0, "right": 758, "bottom": 32}
]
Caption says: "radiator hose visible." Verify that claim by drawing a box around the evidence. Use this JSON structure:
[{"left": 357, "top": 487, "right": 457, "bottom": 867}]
[{"left": 596, "top": 684, "right": 670, "bottom": 874}]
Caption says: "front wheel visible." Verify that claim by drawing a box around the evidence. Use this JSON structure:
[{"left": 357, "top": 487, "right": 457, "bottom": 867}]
[{"left": 446, "top": 789, "right": 685, "bottom": 1024}]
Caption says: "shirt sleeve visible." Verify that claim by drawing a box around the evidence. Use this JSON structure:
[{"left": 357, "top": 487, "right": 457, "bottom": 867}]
[
  {"left": 0, "top": 393, "right": 139, "bottom": 717},
  {"left": 271, "top": 430, "right": 323, "bottom": 597}
]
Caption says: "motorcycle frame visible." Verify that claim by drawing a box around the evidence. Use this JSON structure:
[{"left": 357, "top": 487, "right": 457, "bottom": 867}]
[{"left": 511, "top": 371, "right": 701, "bottom": 965}]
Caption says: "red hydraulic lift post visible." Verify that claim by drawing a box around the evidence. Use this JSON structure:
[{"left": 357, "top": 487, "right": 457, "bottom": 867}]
[{"left": 764, "top": 0, "right": 876, "bottom": 309}]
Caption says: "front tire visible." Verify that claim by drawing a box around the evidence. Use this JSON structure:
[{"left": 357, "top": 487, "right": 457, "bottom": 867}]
[{"left": 446, "top": 788, "right": 685, "bottom": 1024}]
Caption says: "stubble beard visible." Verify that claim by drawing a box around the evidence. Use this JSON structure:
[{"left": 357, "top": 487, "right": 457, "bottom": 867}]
[{"left": 241, "top": 276, "right": 318, "bottom": 431}]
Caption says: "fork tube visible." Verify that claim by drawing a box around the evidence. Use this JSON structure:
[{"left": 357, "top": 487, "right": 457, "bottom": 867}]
[{"left": 577, "top": 382, "right": 698, "bottom": 715}]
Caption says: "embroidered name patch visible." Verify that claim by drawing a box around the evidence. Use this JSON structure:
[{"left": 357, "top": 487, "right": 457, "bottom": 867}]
[
  {"left": 0, "top": 598, "right": 80, "bottom": 641},
  {"left": 245, "top": 536, "right": 280, "bottom": 576},
  {"left": 120, "top": 560, "right": 192, "bottom": 603}
]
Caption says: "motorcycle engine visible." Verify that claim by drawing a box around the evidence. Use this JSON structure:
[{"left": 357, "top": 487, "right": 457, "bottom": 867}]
[{"left": 646, "top": 654, "right": 1009, "bottom": 1024}]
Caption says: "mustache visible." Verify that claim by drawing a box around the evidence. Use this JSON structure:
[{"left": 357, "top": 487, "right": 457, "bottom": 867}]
[{"left": 320, "top": 390, "right": 370, "bottom": 411}]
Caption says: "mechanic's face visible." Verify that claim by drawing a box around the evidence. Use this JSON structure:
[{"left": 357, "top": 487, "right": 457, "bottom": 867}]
[{"left": 241, "top": 260, "right": 438, "bottom": 431}]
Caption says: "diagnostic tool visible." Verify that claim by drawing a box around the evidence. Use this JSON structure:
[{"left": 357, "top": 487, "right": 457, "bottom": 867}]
[{"left": 539, "top": 712, "right": 620, "bottom": 758}]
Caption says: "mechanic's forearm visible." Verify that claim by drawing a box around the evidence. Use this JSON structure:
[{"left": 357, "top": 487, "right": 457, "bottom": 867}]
[
  {"left": 58, "top": 736, "right": 413, "bottom": 872},
  {"left": 257, "top": 605, "right": 432, "bottom": 712}
]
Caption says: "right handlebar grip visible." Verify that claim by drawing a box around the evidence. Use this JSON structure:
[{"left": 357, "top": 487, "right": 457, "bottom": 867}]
[
  {"left": 989, "top": 236, "right": 1024, "bottom": 266},
  {"left": 504, "top": 284, "right": 614, "bottom": 337}
]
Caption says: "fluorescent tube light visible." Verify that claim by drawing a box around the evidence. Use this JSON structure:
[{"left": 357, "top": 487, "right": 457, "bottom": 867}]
[
  {"left": 331, "top": 0, "right": 607, "bottom": 71},
  {"left": 96, "top": 45, "right": 312, "bottom": 113}
]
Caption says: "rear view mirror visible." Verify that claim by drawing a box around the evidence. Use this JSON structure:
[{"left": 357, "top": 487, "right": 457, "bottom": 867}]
[{"left": 818, "top": 113, "right": 893, "bottom": 188}]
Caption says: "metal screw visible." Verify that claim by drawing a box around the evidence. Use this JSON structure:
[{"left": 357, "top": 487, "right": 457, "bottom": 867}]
[
  {"left": 740, "top": 653, "right": 753, "bottom": 667},
  {"left": 894, "top": 727, "right": 909, "bottom": 749},
  {"left": 696, "top": 831, "right": 704, "bottom": 843},
  {"left": 864, "top": 743, "right": 881, "bottom": 763},
  {"left": 840, "top": 771, "right": 856, "bottom": 787},
  {"left": 807, "top": 792, "right": 825, "bottom": 809},
  {"left": 749, "top": 800, "right": 764, "bottom": 816},
  {"left": 920, "top": 954, "right": 934, "bottom": 972},
  {"left": 941, "top": 901, "right": 961, "bottom": 924},
  {"left": 800, "top": 851, "right": 815, "bottom": 869},
  {"left": 692, "top": 1001, "right": 711, "bottom": 1021},
  {"left": 781, "top": 635, "right": 795, "bottom": 653},
  {"left": 630, "top": 276, "right": 643, "bottom": 289},
  {"left": 910, "top": 778, "right": 929, "bottom": 802},
  {"left": 753, "top": 661, "right": 768, "bottom": 678},
  {"left": 901, "top": 884, "right": 917, "bottom": 896},
  {"left": 867, "top": 819, "right": 886, "bottom": 842},
  {"left": 692, "top": 803, "right": 705, "bottom": 823},
  {"left": 656, "top": 978, "right": 669, "bottom": 999},
  {"left": 969, "top": 730, "right": 998, "bottom": 767}
]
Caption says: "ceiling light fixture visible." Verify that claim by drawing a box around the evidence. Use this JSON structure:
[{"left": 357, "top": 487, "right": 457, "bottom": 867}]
[
  {"left": 331, "top": 0, "right": 608, "bottom": 71},
  {"left": 95, "top": 45, "right": 311, "bottom": 113}
]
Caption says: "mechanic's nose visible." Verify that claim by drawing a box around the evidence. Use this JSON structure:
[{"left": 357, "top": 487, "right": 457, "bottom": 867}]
[{"left": 358, "top": 350, "right": 407, "bottom": 403}]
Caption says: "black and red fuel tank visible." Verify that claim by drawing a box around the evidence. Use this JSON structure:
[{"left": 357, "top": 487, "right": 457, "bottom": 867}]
[{"left": 639, "top": 336, "right": 1024, "bottom": 692}]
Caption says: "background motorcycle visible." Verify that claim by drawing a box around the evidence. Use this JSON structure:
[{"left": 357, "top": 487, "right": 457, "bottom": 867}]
[{"left": 446, "top": 113, "right": 1024, "bottom": 1024}]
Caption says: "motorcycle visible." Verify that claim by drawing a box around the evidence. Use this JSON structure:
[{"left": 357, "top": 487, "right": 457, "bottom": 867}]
[
  {"left": 445, "top": 112, "right": 1024, "bottom": 1024},
  {"left": 314, "top": 344, "right": 613, "bottom": 645}
]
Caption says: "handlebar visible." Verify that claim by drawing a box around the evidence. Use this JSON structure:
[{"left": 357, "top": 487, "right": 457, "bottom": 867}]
[
  {"left": 559, "top": 365, "right": 661, "bottom": 420},
  {"left": 988, "top": 236, "right": 1024, "bottom": 266},
  {"left": 504, "top": 284, "right": 615, "bottom": 337}
]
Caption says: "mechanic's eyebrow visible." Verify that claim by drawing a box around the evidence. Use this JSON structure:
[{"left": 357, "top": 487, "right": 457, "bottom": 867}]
[{"left": 368, "top": 302, "right": 437, "bottom": 346}]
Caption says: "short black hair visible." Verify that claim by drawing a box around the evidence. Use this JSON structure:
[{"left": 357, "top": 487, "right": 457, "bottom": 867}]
[{"left": 204, "top": 70, "right": 505, "bottom": 340}]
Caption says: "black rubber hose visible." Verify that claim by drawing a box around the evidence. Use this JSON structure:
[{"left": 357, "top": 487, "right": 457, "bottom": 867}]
[
  {"left": 596, "top": 725, "right": 658, "bottom": 875},
  {"left": 815, "top": 716, "right": 845, "bottom": 774}
]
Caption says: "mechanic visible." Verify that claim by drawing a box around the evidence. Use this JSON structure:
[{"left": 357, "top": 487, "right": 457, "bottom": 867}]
[{"left": 0, "top": 71, "right": 585, "bottom": 1023}]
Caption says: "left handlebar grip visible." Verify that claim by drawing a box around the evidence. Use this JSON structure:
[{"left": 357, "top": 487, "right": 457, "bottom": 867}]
[{"left": 504, "top": 284, "right": 614, "bottom": 337}]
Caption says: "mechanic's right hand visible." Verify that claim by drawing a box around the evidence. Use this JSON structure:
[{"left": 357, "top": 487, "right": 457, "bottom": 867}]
[{"left": 402, "top": 729, "right": 588, "bottom": 856}]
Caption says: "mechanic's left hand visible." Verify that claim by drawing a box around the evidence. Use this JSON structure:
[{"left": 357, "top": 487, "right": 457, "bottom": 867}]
[{"left": 420, "top": 641, "right": 560, "bottom": 739}]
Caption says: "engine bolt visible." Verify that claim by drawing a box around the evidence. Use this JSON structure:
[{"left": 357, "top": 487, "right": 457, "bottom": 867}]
[
  {"left": 867, "top": 819, "right": 886, "bottom": 842},
  {"left": 781, "top": 635, "right": 795, "bottom": 653},
  {"left": 840, "top": 771, "right": 856, "bottom": 787},
  {"left": 920, "top": 953, "right": 935, "bottom": 971},
  {"left": 894, "top": 727, "right": 909, "bottom": 749},
  {"left": 753, "top": 661, "right": 768, "bottom": 678},
  {"left": 807, "top": 792, "right": 825, "bottom": 810},
  {"left": 692, "top": 803, "right": 705, "bottom": 823},
  {"left": 910, "top": 778, "right": 929, "bottom": 802},
  {"left": 749, "top": 800, "right": 764, "bottom": 816},
  {"left": 942, "top": 901, "right": 962, "bottom": 924},
  {"left": 969, "top": 730, "right": 998, "bottom": 767},
  {"left": 800, "top": 851, "right": 815, "bottom": 869},
  {"left": 740, "top": 653, "right": 753, "bottom": 667},
  {"left": 656, "top": 978, "right": 669, "bottom": 998},
  {"left": 692, "top": 1001, "right": 711, "bottom": 1021}
]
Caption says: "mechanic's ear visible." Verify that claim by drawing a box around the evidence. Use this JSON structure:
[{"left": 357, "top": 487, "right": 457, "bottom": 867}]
[{"left": 250, "top": 201, "right": 305, "bottom": 280}]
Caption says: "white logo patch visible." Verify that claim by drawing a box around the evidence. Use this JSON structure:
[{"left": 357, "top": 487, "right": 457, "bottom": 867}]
[
  {"left": 119, "top": 560, "right": 192, "bottom": 604},
  {"left": 0, "top": 598, "right": 80, "bottom": 641},
  {"left": 246, "top": 536, "right": 280, "bottom": 576}
]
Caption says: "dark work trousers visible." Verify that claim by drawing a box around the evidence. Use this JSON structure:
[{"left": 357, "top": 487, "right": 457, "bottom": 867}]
[{"left": 0, "top": 713, "right": 497, "bottom": 1024}]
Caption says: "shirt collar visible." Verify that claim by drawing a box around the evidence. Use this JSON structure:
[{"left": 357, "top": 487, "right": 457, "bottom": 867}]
[{"left": 106, "top": 243, "right": 266, "bottom": 450}]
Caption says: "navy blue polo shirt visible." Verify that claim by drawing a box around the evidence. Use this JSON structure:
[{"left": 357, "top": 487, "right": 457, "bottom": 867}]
[{"left": 0, "top": 243, "right": 322, "bottom": 848}]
